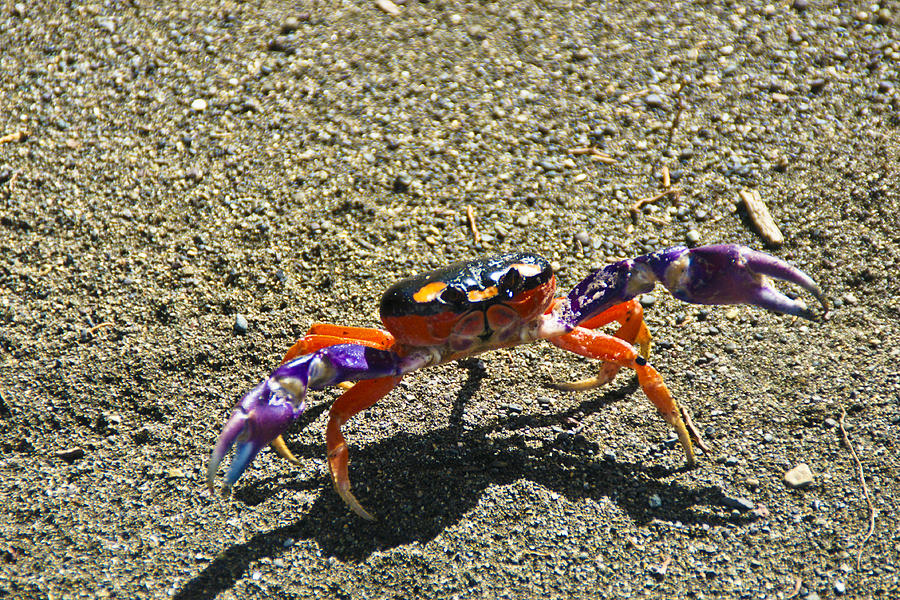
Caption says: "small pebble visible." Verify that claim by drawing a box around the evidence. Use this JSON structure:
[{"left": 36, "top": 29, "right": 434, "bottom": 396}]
[
  {"left": 722, "top": 495, "right": 755, "bottom": 511},
  {"left": 784, "top": 463, "right": 814, "bottom": 488},
  {"left": 56, "top": 447, "right": 85, "bottom": 463},
  {"left": 841, "top": 292, "right": 858, "bottom": 306},
  {"left": 644, "top": 93, "right": 666, "bottom": 109},
  {"left": 393, "top": 174, "right": 412, "bottom": 193},
  {"left": 834, "top": 580, "right": 846, "bottom": 595},
  {"left": 648, "top": 494, "right": 662, "bottom": 508},
  {"left": 190, "top": 98, "right": 208, "bottom": 112},
  {"left": 234, "top": 314, "right": 249, "bottom": 335},
  {"left": 685, "top": 229, "right": 701, "bottom": 245},
  {"left": 574, "top": 230, "right": 592, "bottom": 247}
]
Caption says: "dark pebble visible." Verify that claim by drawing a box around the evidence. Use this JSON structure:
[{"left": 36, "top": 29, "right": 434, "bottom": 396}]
[
  {"left": 809, "top": 78, "right": 827, "bottom": 93},
  {"left": 393, "top": 174, "right": 413, "bottom": 193},
  {"left": 56, "top": 447, "right": 85, "bottom": 463}
]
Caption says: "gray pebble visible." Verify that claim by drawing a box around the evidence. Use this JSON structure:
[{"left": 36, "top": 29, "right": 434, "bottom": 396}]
[
  {"left": 574, "top": 230, "right": 592, "bottom": 246},
  {"left": 685, "top": 229, "right": 701, "bottom": 245},
  {"left": 834, "top": 580, "right": 846, "bottom": 595},
  {"left": 722, "top": 495, "right": 755, "bottom": 511},
  {"left": 639, "top": 295, "right": 656, "bottom": 308},
  {"left": 648, "top": 494, "right": 662, "bottom": 508},
  {"left": 644, "top": 93, "right": 667, "bottom": 109},
  {"left": 784, "top": 463, "right": 814, "bottom": 488},
  {"left": 234, "top": 314, "right": 249, "bottom": 335}
]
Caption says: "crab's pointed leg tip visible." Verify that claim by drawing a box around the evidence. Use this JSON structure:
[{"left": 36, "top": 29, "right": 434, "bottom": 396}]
[
  {"left": 335, "top": 483, "right": 376, "bottom": 521},
  {"left": 271, "top": 434, "right": 302, "bottom": 466}
]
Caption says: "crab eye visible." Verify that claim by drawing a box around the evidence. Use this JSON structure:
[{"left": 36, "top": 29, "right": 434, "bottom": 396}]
[
  {"left": 439, "top": 286, "right": 467, "bottom": 305},
  {"left": 498, "top": 267, "right": 523, "bottom": 294}
]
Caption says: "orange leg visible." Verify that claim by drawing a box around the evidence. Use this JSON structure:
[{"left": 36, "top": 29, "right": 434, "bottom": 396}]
[
  {"left": 281, "top": 323, "right": 395, "bottom": 363},
  {"left": 551, "top": 299, "right": 652, "bottom": 391},
  {"left": 271, "top": 324, "right": 396, "bottom": 465},
  {"left": 549, "top": 326, "right": 708, "bottom": 465},
  {"left": 326, "top": 375, "right": 402, "bottom": 520}
]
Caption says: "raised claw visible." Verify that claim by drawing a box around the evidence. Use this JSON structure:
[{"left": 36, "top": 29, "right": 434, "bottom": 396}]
[
  {"left": 560, "top": 244, "right": 827, "bottom": 328},
  {"left": 640, "top": 244, "right": 828, "bottom": 320}
]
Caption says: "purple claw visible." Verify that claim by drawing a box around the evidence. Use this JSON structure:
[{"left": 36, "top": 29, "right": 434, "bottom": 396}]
[
  {"left": 208, "top": 344, "right": 412, "bottom": 493},
  {"left": 207, "top": 376, "right": 308, "bottom": 494},
  {"left": 561, "top": 244, "right": 826, "bottom": 328},
  {"left": 640, "top": 244, "right": 828, "bottom": 320}
]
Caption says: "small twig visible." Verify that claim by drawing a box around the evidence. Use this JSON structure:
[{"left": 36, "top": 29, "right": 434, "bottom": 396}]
[
  {"left": 738, "top": 189, "right": 784, "bottom": 247},
  {"left": 567, "top": 146, "right": 617, "bottom": 165},
  {"left": 839, "top": 407, "right": 876, "bottom": 569},
  {"left": 666, "top": 82, "right": 686, "bottom": 150},
  {"left": 87, "top": 322, "right": 115, "bottom": 335},
  {"left": 661, "top": 165, "right": 670, "bottom": 190},
  {"left": 644, "top": 215, "right": 670, "bottom": 226},
  {"left": 465, "top": 205, "right": 481, "bottom": 244},
  {"left": 679, "top": 404, "right": 711, "bottom": 454},
  {"left": 0, "top": 130, "right": 27, "bottom": 144},
  {"left": 630, "top": 188, "right": 681, "bottom": 221},
  {"left": 785, "top": 574, "right": 803, "bottom": 599},
  {"left": 619, "top": 88, "right": 649, "bottom": 103}
]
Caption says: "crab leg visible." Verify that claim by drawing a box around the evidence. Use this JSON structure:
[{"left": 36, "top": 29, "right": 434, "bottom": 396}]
[
  {"left": 549, "top": 327, "right": 709, "bottom": 463},
  {"left": 557, "top": 244, "right": 827, "bottom": 330},
  {"left": 550, "top": 298, "right": 652, "bottom": 391},
  {"left": 326, "top": 376, "right": 402, "bottom": 520},
  {"left": 273, "top": 325, "right": 396, "bottom": 463},
  {"left": 282, "top": 324, "right": 395, "bottom": 362},
  {"left": 207, "top": 344, "right": 430, "bottom": 494}
]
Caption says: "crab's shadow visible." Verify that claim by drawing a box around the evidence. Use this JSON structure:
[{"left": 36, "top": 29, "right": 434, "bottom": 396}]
[{"left": 178, "top": 361, "right": 748, "bottom": 599}]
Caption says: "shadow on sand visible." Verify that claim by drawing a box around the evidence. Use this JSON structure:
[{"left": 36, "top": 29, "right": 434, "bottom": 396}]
[{"left": 178, "top": 360, "right": 747, "bottom": 599}]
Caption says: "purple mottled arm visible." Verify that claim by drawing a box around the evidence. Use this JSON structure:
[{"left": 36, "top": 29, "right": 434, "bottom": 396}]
[
  {"left": 556, "top": 244, "right": 827, "bottom": 329},
  {"left": 207, "top": 344, "right": 425, "bottom": 493}
]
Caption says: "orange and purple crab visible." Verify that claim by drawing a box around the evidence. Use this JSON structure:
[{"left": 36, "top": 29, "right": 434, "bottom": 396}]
[{"left": 207, "top": 244, "right": 826, "bottom": 520}]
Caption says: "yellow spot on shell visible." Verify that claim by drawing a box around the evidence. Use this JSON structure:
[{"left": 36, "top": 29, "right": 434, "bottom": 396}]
[
  {"left": 467, "top": 286, "right": 499, "bottom": 302},
  {"left": 413, "top": 282, "right": 447, "bottom": 302},
  {"left": 510, "top": 263, "right": 543, "bottom": 277}
]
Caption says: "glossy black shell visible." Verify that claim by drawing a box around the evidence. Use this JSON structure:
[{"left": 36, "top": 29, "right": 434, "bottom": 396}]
[{"left": 379, "top": 252, "right": 553, "bottom": 319}]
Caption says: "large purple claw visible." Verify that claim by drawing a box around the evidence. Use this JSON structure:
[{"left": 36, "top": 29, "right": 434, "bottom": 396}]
[
  {"left": 208, "top": 343, "right": 411, "bottom": 493},
  {"left": 640, "top": 244, "right": 828, "bottom": 320},
  {"left": 206, "top": 375, "right": 308, "bottom": 494},
  {"left": 562, "top": 244, "right": 827, "bottom": 328}
]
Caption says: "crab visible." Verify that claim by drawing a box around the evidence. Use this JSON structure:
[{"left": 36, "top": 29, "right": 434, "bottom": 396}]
[{"left": 207, "top": 244, "right": 826, "bottom": 520}]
